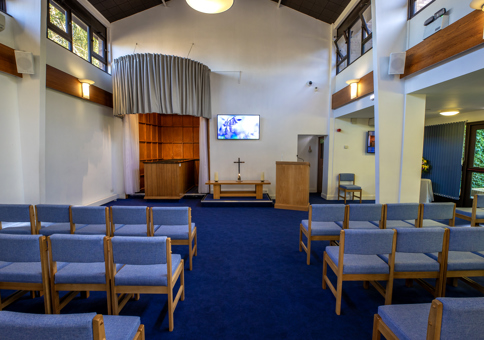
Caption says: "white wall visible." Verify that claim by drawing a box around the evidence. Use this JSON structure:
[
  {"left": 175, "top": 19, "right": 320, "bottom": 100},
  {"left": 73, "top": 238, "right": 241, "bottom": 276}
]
[
  {"left": 425, "top": 110, "right": 484, "bottom": 126},
  {"left": 297, "top": 135, "right": 319, "bottom": 192},
  {"left": 111, "top": 0, "right": 331, "bottom": 197}
]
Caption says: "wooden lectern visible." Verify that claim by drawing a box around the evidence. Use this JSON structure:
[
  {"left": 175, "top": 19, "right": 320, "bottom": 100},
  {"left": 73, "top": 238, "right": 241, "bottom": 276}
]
[{"left": 275, "top": 161, "right": 310, "bottom": 211}]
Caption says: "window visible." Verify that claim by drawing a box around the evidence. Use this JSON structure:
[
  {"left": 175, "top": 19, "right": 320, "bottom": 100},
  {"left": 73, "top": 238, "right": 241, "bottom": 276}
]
[
  {"left": 335, "top": 1, "right": 372, "bottom": 74},
  {"left": 0, "top": 0, "right": 6, "bottom": 13},
  {"left": 409, "top": 0, "right": 435, "bottom": 18},
  {"left": 47, "top": 0, "right": 107, "bottom": 71}
]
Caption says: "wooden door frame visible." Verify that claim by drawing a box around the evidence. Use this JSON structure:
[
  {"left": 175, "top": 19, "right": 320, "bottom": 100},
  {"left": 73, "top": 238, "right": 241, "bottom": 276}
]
[{"left": 460, "top": 120, "right": 484, "bottom": 207}]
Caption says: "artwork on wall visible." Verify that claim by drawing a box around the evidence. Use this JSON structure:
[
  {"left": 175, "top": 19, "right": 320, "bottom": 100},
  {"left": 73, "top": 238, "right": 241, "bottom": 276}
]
[
  {"left": 217, "top": 115, "right": 260, "bottom": 140},
  {"left": 367, "top": 131, "right": 375, "bottom": 154}
]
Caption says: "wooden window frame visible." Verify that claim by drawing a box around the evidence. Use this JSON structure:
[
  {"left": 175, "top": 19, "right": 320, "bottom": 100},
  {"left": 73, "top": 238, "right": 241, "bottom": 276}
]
[{"left": 408, "top": 0, "right": 436, "bottom": 19}]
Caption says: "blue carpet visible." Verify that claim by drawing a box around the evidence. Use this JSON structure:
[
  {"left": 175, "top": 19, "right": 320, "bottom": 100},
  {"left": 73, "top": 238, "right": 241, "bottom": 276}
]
[{"left": 2, "top": 194, "right": 481, "bottom": 339}]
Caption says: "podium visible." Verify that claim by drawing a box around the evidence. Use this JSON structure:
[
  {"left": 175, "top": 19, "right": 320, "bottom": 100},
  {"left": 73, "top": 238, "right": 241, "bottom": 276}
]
[{"left": 275, "top": 161, "right": 310, "bottom": 211}]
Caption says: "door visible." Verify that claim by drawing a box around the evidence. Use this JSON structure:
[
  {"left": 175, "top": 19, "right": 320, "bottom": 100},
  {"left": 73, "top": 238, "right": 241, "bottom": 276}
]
[
  {"left": 463, "top": 123, "right": 484, "bottom": 207},
  {"left": 317, "top": 137, "right": 324, "bottom": 194}
]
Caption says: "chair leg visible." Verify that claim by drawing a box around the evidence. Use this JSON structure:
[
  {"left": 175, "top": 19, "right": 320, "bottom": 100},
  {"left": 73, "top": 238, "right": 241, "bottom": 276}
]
[
  {"left": 52, "top": 290, "right": 61, "bottom": 314},
  {"left": 181, "top": 266, "right": 185, "bottom": 301},
  {"left": 80, "top": 291, "right": 90, "bottom": 299},
  {"left": 322, "top": 254, "right": 327, "bottom": 289},
  {"left": 405, "top": 279, "right": 413, "bottom": 287},
  {"left": 133, "top": 293, "right": 140, "bottom": 301},
  {"left": 306, "top": 238, "right": 311, "bottom": 265},
  {"left": 168, "top": 286, "right": 174, "bottom": 331},
  {"left": 372, "top": 314, "right": 382, "bottom": 340},
  {"left": 189, "top": 237, "right": 193, "bottom": 271},
  {"left": 299, "top": 226, "right": 302, "bottom": 252},
  {"left": 363, "top": 281, "right": 369, "bottom": 289},
  {"left": 384, "top": 279, "right": 394, "bottom": 305},
  {"left": 194, "top": 230, "right": 198, "bottom": 256},
  {"left": 359, "top": 190, "right": 362, "bottom": 203},
  {"left": 336, "top": 274, "right": 343, "bottom": 315},
  {"left": 343, "top": 190, "right": 347, "bottom": 204},
  {"left": 106, "top": 288, "right": 113, "bottom": 315}
]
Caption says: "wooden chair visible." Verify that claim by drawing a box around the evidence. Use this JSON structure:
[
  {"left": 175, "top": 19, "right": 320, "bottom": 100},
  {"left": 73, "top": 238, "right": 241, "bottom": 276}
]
[
  {"left": 381, "top": 203, "right": 420, "bottom": 229},
  {"left": 299, "top": 204, "right": 347, "bottom": 265},
  {"left": 373, "top": 297, "right": 484, "bottom": 340},
  {"left": 323, "top": 229, "right": 396, "bottom": 315},
  {"left": 110, "top": 206, "right": 151, "bottom": 237},
  {"left": 455, "top": 194, "right": 484, "bottom": 226},
  {"left": 378, "top": 228, "right": 448, "bottom": 302},
  {"left": 48, "top": 234, "right": 112, "bottom": 314},
  {"left": 0, "top": 204, "right": 36, "bottom": 235},
  {"left": 72, "top": 206, "right": 110, "bottom": 236},
  {"left": 0, "top": 311, "right": 145, "bottom": 340},
  {"left": 152, "top": 207, "right": 198, "bottom": 270},
  {"left": 338, "top": 204, "right": 384, "bottom": 229},
  {"left": 109, "top": 236, "right": 185, "bottom": 331},
  {"left": 36, "top": 204, "right": 72, "bottom": 236},
  {"left": 0, "top": 234, "right": 52, "bottom": 313},
  {"left": 338, "top": 173, "right": 362, "bottom": 204},
  {"left": 406, "top": 203, "right": 455, "bottom": 228}
]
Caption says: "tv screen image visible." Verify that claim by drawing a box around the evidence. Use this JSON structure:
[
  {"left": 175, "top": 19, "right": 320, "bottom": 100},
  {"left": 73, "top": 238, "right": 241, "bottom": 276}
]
[
  {"left": 217, "top": 115, "right": 260, "bottom": 140},
  {"left": 367, "top": 131, "right": 375, "bottom": 153}
]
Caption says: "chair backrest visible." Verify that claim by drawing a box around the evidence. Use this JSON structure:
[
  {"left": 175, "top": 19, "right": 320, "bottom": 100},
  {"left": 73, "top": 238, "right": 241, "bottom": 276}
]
[
  {"left": 348, "top": 204, "right": 383, "bottom": 222},
  {"left": 339, "top": 173, "right": 355, "bottom": 182},
  {"left": 0, "top": 234, "right": 42, "bottom": 262},
  {"left": 436, "top": 297, "right": 484, "bottom": 340},
  {"left": 49, "top": 234, "right": 106, "bottom": 263},
  {"left": 111, "top": 206, "right": 148, "bottom": 225},
  {"left": 151, "top": 207, "right": 189, "bottom": 225},
  {"left": 385, "top": 203, "right": 420, "bottom": 221},
  {"left": 422, "top": 203, "right": 455, "bottom": 220},
  {"left": 35, "top": 204, "right": 71, "bottom": 223},
  {"left": 0, "top": 204, "right": 33, "bottom": 222},
  {"left": 394, "top": 228, "right": 446, "bottom": 253},
  {"left": 71, "top": 206, "right": 108, "bottom": 225},
  {"left": 475, "top": 195, "right": 484, "bottom": 209},
  {"left": 111, "top": 236, "right": 168, "bottom": 265},
  {"left": 311, "top": 204, "right": 345, "bottom": 222},
  {"left": 448, "top": 227, "right": 484, "bottom": 252},
  {"left": 343, "top": 229, "right": 395, "bottom": 255},
  {"left": 0, "top": 311, "right": 97, "bottom": 340}
]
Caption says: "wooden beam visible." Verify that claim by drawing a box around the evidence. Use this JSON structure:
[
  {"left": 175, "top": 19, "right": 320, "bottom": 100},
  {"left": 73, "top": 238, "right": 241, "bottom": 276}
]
[
  {"left": 331, "top": 71, "right": 374, "bottom": 110},
  {"left": 401, "top": 10, "right": 484, "bottom": 78},
  {"left": 0, "top": 43, "right": 22, "bottom": 78}
]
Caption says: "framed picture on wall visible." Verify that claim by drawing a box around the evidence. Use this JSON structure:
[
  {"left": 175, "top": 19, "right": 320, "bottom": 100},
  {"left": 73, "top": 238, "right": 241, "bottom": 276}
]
[{"left": 367, "top": 131, "right": 375, "bottom": 153}]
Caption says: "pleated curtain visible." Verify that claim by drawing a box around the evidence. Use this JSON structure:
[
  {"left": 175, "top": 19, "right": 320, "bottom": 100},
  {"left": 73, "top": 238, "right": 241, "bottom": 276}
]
[{"left": 422, "top": 121, "right": 466, "bottom": 199}]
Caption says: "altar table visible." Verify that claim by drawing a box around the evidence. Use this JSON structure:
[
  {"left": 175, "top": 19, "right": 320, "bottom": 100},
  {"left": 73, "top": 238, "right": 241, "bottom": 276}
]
[{"left": 205, "top": 180, "right": 271, "bottom": 199}]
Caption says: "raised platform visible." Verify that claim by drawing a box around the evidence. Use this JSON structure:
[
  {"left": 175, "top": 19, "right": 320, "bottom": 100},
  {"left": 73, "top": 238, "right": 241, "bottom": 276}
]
[{"left": 201, "top": 193, "right": 274, "bottom": 207}]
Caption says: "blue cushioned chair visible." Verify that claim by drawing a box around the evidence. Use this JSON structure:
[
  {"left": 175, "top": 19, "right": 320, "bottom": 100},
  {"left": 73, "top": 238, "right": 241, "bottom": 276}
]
[
  {"left": 35, "top": 204, "right": 72, "bottom": 236},
  {"left": 109, "top": 236, "right": 185, "bottom": 331},
  {"left": 152, "top": 207, "right": 198, "bottom": 270},
  {"left": 406, "top": 203, "right": 456, "bottom": 228},
  {"left": 0, "top": 204, "right": 36, "bottom": 235},
  {"left": 323, "top": 229, "right": 396, "bottom": 315},
  {"left": 299, "top": 204, "right": 347, "bottom": 265},
  {"left": 436, "top": 227, "right": 484, "bottom": 297},
  {"left": 373, "top": 297, "right": 484, "bottom": 340},
  {"left": 378, "top": 203, "right": 420, "bottom": 229},
  {"left": 378, "top": 228, "right": 448, "bottom": 302},
  {"left": 110, "top": 206, "right": 150, "bottom": 237},
  {"left": 456, "top": 194, "right": 484, "bottom": 227},
  {"left": 0, "top": 234, "right": 51, "bottom": 313},
  {"left": 48, "top": 234, "right": 112, "bottom": 314},
  {"left": 0, "top": 311, "right": 145, "bottom": 340},
  {"left": 338, "top": 173, "right": 362, "bottom": 204},
  {"left": 72, "top": 206, "right": 110, "bottom": 236},
  {"left": 337, "top": 204, "right": 383, "bottom": 229}
]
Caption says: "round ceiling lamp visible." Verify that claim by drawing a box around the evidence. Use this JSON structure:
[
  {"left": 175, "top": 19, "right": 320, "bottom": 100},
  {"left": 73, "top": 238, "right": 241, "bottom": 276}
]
[
  {"left": 470, "top": 0, "right": 484, "bottom": 11},
  {"left": 186, "top": 0, "right": 234, "bottom": 14},
  {"left": 439, "top": 111, "right": 460, "bottom": 116}
]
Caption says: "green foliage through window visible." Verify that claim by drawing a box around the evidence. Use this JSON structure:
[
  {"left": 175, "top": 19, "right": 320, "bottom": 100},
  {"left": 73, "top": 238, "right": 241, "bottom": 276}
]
[{"left": 471, "top": 129, "right": 484, "bottom": 192}]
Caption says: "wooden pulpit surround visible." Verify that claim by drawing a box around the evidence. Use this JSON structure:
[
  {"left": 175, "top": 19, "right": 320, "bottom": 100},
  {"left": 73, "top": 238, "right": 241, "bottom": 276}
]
[{"left": 275, "top": 161, "right": 310, "bottom": 211}]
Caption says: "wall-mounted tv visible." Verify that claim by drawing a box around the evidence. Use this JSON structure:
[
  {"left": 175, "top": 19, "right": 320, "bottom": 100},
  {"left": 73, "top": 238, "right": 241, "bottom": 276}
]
[
  {"left": 217, "top": 115, "right": 260, "bottom": 140},
  {"left": 367, "top": 131, "right": 375, "bottom": 154}
]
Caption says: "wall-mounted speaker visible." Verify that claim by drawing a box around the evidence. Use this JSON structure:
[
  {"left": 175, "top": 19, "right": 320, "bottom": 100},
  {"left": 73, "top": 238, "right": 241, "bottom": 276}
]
[
  {"left": 388, "top": 52, "right": 406, "bottom": 75},
  {"left": 14, "top": 51, "right": 35, "bottom": 74}
]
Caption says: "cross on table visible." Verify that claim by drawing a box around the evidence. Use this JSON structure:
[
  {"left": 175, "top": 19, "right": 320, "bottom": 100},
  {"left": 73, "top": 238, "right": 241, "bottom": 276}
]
[{"left": 234, "top": 157, "right": 245, "bottom": 181}]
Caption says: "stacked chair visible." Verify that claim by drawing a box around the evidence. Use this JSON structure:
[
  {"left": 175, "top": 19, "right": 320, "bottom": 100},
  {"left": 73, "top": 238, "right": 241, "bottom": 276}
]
[
  {"left": 455, "top": 194, "right": 484, "bottom": 226},
  {"left": 72, "top": 206, "right": 110, "bottom": 235},
  {"left": 0, "top": 311, "right": 145, "bottom": 340},
  {"left": 111, "top": 206, "right": 150, "bottom": 236},
  {"left": 36, "top": 204, "right": 72, "bottom": 235},
  {"left": 0, "top": 204, "right": 36, "bottom": 235}
]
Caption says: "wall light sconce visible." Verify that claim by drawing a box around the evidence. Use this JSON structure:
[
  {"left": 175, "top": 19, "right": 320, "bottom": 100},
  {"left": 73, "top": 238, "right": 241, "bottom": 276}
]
[
  {"left": 346, "top": 79, "right": 360, "bottom": 99},
  {"left": 186, "top": 0, "right": 234, "bottom": 14},
  {"left": 78, "top": 79, "right": 95, "bottom": 100},
  {"left": 470, "top": 0, "right": 484, "bottom": 11},
  {"left": 439, "top": 110, "right": 460, "bottom": 116}
]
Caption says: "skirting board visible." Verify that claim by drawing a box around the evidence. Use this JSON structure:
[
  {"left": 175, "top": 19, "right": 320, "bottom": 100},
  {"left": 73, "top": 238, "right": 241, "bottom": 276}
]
[{"left": 87, "top": 194, "right": 119, "bottom": 206}]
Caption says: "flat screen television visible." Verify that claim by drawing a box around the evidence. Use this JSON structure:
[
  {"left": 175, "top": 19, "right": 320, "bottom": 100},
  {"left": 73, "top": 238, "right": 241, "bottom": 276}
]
[
  {"left": 367, "top": 131, "right": 375, "bottom": 154},
  {"left": 217, "top": 115, "right": 260, "bottom": 140}
]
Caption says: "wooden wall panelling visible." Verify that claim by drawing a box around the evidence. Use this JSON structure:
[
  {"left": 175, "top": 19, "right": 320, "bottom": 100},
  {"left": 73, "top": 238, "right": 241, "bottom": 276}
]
[
  {"left": 402, "top": 11, "right": 484, "bottom": 78},
  {"left": 162, "top": 144, "right": 173, "bottom": 159},
  {"left": 194, "top": 128, "right": 200, "bottom": 143},
  {"left": 183, "top": 127, "right": 194, "bottom": 143},
  {"left": 0, "top": 43, "right": 22, "bottom": 78},
  {"left": 332, "top": 71, "right": 374, "bottom": 109},
  {"left": 173, "top": 115, "right": 183, "bottom": 126},
  {"left": 183, "top": 144, "right": 194, "bottom": 159},
  {"left": 173, "top": 127, "right": 183, "bottom": 143},
  {"left": 194, "top": 143, "right": 200, "bottom": 158},
  {"left": 173, "top": 144, "right": 183, "bottom": 159}
]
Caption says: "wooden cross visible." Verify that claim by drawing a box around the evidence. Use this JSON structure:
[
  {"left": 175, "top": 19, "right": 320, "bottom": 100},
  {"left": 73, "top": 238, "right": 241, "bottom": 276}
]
[{"left": 234, "top": 157, "right": 245, "bottom": 180}]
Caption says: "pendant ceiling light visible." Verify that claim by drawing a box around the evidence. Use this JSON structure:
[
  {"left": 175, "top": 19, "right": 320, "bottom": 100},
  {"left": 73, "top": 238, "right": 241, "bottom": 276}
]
[{"left": 186, "top": 0, "right": 234, "bottom": 14}]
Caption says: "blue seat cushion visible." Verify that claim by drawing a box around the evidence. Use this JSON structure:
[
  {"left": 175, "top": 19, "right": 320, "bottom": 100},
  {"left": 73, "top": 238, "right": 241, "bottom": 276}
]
[
  {"left": 75, "top": 224, "right": 107, "bottom": 235},
  {"left": 300, "top": 220, "right": 342, "bottom": 236},
  {"left": 103, "top": 315, "right": 141, "bottom": 340},
  {"left": 113, "top": 224, "right": 149, "bottom": 236},
  {"left": 0, "top": 262, "right": 42, "bottom": 283},
  {"left": 427, "top": 251, "right": 484, "bottom": 271},
  {"left": 378, "top": 253, "right": 440, "bottom": 272},
  {"left": 339, "top": 184, "right": 361, "bottom": 190},
  {"left": 115, "top": 254, "right": 182, "bottom": 286},
  {"left": 39, "top": 223, "right": 71, "bottom": 236},
  {"left": 154, "top": 223, "right": 195, "bottom": 239},
  {"left": 378, "top": 303, "right": 430, "bottom": 340},
  {"left": 336, "top": 221, "right": 380, "bottom": 229},
  {"left": 421, "top": 220, "right": 448, "bottom": 228},
  {"left": 0, "top": 224, "right": 32, "bottom": 234},
  {"left": 456, "top": 208, "right": 484, "bottom": 219},
  {"left": 0, "top": 261, "right": 12, "bottom": 270},
  {"left": 326, "top": 246, "right": 389, "bottom": 274},
  {"left": 55, "top": 262, "right": 107, "bottom": 284},
  {"left": 379, "top": 220, "right": 415, "bottom": 229}
]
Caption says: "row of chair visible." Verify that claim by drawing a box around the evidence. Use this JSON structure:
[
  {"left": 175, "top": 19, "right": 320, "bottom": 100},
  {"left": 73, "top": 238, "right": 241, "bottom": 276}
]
[
  {"left": 0, "top": 204, "right": 198, "bottom": 270},
  {"left": 322, "top": 227, "right": 484, "bottom": 315},
  {"left": 300, "top": 202, "right": 457, "bottom": 265},
  {"left": 0, "top": 234, "right": 184, "bottom": 331}
]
